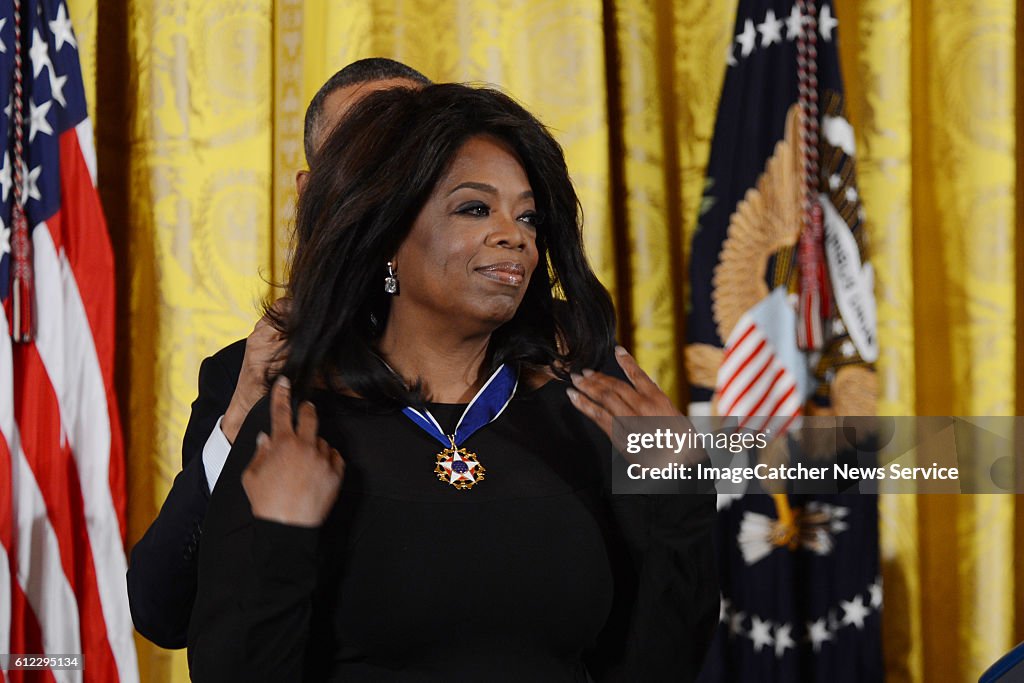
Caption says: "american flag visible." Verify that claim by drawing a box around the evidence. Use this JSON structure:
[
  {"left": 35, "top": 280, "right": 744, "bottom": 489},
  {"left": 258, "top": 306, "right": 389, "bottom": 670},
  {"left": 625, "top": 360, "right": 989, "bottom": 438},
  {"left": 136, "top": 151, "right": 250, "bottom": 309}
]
[
  {"left": 687, "top": 0, "right": 882, "bottom": 680},
  {"left": 716, "top": 305, "right": 802, "bottom": 436},
  {"left": 0, "top": 1, "right": 137, "bottom": 682}
]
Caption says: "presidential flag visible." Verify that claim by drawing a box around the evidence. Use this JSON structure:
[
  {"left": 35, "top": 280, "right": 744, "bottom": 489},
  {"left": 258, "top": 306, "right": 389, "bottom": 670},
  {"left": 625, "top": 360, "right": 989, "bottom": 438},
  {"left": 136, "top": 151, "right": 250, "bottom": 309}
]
[
  {"left": 685, "top": 1, "right": 882, "bottom": 680},
  {"left": 0, "top": 1, "right": 137, "bottom": 681}
]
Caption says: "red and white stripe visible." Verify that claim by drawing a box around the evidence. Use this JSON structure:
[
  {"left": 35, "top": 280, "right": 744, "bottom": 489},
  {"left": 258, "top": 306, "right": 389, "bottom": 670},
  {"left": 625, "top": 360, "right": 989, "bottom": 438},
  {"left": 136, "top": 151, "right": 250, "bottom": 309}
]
[
  {"left": 0, "top": 115, "right": 137, "bottom": 682},
  {"left": 1, "top": 308, "right": 14, "bottom": 683},
  {"left": 716, "top": 317, "right": 803, "bottom": 436}
]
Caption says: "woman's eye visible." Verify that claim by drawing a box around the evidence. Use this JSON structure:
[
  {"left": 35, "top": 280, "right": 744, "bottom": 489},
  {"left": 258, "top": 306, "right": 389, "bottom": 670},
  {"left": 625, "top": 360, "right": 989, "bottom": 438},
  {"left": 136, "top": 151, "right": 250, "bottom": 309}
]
[
  {"left": 518, "top": 211, "right": 542, "bottom": 227},
  {"left": 456, "top": 202, "right": 489, "bottom": 217}
]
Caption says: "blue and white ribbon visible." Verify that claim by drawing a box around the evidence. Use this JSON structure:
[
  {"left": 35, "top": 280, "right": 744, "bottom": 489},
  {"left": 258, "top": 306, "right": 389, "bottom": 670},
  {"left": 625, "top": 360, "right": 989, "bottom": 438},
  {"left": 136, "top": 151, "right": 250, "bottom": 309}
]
[{"left": 401, "top": 363, "right": 518, "bottom": 447}]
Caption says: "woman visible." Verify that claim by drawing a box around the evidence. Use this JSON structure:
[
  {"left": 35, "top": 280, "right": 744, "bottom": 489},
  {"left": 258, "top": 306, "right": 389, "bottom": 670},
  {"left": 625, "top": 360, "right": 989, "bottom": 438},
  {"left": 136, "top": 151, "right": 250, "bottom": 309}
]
[{"left": 188, "top": 84, "right": 717, "bottom": 682}]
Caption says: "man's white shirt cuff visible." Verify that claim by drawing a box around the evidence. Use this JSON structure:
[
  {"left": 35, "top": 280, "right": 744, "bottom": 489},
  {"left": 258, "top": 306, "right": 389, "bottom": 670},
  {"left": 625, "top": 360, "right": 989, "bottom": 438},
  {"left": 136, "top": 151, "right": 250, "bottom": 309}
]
[{"left": 202, "top": 416, "right": 232, "bottom": 493}]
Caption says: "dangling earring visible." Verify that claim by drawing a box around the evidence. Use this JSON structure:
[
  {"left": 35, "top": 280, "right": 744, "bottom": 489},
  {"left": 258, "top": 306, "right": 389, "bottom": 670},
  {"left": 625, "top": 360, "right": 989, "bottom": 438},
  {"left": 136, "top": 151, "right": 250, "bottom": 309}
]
[{"left": 384, "top": 261, "right": 399, "bottom": 295}]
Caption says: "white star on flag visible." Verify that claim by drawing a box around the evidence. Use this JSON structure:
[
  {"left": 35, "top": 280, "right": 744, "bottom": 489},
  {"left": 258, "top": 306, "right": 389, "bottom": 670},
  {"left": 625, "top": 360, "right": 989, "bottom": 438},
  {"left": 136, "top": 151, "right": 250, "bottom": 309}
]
[
  {"left": 726, "top": 42, "right": 737, "bottom": 67},
  {"left": 29, "top": 98, "right": 54, "bottom": 142},
  {"left": 819, "top": 4, "right": 839, "bottom": 41},
  {"left": 807, "top": 618, "right": 833, "bottom": 652},
  {"left": 829, "top": 173, "right": 842, "bottom": 190},
  {"left": 21, "top": 164, "right": 42, "bottom": 204},
  {"left": 729, "top": 610, "right": 746, "bottom": 637},
  {"left": 786, "top": 5, "right": 805, "bottom": 40},
  {"left": 736, "top": 19, "right": 757, "bottom": 57},
  {"left": 0, "top": 219, "right": 10, "bottom": 256},
  {"left": 0, "top": 152, "right": 11, "bottom": 203},
  {"left": 827, "top": 607, "right": 842, "bottom": 632},
  {"left": 30, "top": 28, "right": 53, "bottom": 78},
  {"left": 719, "top": 597, "right": 731, "bottom": 623},
  {"left": 49, "top": 70, "right": 68, "bottom": 107},
  {"left": 869, "top": 579, "right": 883, "bottom": 609},
  {"left": 749, "top": 616, "right": 774, "bottom": 652},
  {"left": 0, "top": 17, "right": 7, "bottom": 54},
  {"left": 774, "top": 623, "right": 796, "bottom": 658},
  {"left": 840, "top": 339, "right": 856, "bottom": 358},
  {"left": 841, "top": 595, "right": 870, "bottom": 629},
  {"left": 845, "top": 186, "right": 858, "bottom": 203},
  {"left": 758, "top": 9, "right": 784, "bottom": 47},
  {"left": 50, "top": 3, "right": 79, "bottom": 52}
]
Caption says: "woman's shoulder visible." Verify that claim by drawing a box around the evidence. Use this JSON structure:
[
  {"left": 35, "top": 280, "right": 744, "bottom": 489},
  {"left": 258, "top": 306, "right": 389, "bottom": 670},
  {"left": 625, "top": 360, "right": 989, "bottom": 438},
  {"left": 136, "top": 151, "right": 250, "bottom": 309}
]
[{"left": 520, "top": 364, "right": 560, "bottom": 392}]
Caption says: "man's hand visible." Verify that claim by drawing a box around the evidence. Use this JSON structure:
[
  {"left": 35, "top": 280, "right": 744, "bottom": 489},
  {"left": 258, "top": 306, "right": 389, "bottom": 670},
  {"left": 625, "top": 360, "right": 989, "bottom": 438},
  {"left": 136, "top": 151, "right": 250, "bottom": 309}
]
[
  {"left": 222, "top": 300, "right": 289, "bottom": 443},
  {"left": 242, "top": 377, "right": 345, "bottom": 527}
]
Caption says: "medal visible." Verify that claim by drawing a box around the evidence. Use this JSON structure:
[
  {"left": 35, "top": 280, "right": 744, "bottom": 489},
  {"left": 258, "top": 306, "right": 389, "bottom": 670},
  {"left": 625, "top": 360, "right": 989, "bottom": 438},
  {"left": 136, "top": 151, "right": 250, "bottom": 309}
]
[
  {"left": 434, "top": 436, "right": 486, "bottom": 490},
  {"left": 402, "top": 364, "right": 517, "bottom": 490}
]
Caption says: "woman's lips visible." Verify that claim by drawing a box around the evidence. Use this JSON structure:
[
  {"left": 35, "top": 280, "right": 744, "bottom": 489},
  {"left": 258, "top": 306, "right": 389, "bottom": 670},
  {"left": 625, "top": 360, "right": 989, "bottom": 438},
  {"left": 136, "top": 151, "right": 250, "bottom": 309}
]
[{"left": 475, "top": 262, "right": 526, "bottom": 286}]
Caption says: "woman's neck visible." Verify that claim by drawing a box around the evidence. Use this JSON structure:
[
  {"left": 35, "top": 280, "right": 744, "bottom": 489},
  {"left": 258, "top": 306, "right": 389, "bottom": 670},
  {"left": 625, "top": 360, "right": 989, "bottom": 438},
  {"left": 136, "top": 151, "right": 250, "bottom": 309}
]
[{"left": 378, "top": 320, "right": 494, "bottom": 403}]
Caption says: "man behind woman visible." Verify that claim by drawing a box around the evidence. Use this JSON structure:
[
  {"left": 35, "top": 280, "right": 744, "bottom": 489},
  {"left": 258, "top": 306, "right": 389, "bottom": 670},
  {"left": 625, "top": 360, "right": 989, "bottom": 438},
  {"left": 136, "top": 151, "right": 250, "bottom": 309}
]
[
  {"left": 188, "top": 81, "right": 717, "bottom": 681},
  {"left": 127, "top": 58, "right": 432, "bottom": 649}
]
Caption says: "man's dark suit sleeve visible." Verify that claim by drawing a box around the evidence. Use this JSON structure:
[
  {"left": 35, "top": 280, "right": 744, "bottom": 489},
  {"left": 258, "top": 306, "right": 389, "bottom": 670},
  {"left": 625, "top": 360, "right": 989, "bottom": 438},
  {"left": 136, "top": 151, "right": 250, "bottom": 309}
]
[
  {"left": 127, "top": 340, "right": 245, "bottom": 648},
  {"left": 189, "top": 398, "right": 330, "bottom": 683},
  {"left": 181, "top": 340, "right": 247, "bottom": 468}
]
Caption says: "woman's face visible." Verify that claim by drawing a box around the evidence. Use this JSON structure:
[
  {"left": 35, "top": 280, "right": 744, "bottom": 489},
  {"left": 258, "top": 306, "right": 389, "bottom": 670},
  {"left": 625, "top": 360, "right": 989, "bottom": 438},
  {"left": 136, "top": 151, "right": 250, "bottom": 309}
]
[{"left": 389, "top": 135, "right": 540, "bottom": 333}]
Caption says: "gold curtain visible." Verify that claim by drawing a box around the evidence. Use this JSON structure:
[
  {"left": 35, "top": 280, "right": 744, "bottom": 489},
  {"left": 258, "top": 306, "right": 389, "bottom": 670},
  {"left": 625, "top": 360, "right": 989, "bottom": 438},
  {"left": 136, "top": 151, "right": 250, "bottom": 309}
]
[{"left": 66, "top": 0, "right": 1021, "bottom": 681}]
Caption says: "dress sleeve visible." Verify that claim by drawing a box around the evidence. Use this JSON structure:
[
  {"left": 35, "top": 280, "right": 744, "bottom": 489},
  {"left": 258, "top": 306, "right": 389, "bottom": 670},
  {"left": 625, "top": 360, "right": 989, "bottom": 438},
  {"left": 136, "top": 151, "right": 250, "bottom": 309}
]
[
  {"left": 606, "top": 492, "right": 719, "bottom": 681},
  {"left": 240, "top": 519, "right": 321, "bottom": 681},
  {"left": 188, "top": 397, "right": 331, "bottom": 682},
  {"left": 572, "top": 354, "right": 719, "bottom": 680}
]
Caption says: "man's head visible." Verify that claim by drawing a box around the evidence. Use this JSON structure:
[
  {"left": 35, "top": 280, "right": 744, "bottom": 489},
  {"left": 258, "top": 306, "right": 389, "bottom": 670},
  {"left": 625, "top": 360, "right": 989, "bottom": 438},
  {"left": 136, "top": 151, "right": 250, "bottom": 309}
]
[
  {"left": 302, "top": 58, "right": 432, "bottom": 165},
  {"left": 296, "top": 58, "right": 430, "bottom": 194}
]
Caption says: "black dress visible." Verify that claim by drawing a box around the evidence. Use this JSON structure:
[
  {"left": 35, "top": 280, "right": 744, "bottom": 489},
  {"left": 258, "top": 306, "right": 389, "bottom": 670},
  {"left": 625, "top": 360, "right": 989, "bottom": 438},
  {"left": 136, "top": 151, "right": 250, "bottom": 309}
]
[{"left": 187, "top": 378, "right": 718, "bottom": 682}]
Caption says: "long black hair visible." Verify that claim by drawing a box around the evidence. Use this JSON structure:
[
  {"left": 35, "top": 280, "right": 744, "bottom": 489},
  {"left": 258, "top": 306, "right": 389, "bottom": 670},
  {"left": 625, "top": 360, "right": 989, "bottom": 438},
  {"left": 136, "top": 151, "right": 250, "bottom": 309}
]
[{"left": 274, "top": 83, "right": 615, "bottom": 408}]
